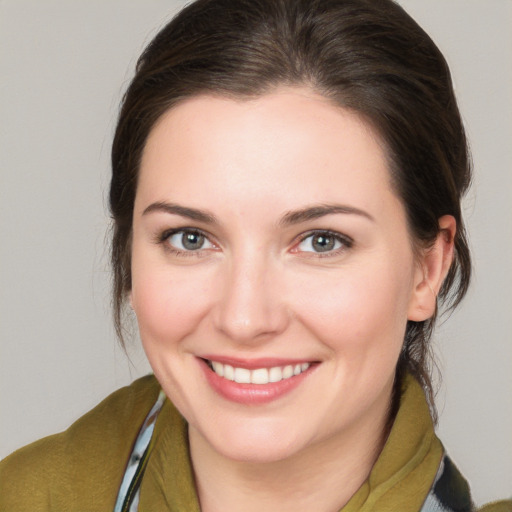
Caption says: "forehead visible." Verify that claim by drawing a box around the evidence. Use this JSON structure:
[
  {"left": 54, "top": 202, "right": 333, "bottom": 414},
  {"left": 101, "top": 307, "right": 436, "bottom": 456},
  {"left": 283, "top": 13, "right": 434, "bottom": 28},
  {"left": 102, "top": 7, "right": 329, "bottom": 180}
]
[{"left": 137, "top": 88, "right": 400, "bottom": 220}]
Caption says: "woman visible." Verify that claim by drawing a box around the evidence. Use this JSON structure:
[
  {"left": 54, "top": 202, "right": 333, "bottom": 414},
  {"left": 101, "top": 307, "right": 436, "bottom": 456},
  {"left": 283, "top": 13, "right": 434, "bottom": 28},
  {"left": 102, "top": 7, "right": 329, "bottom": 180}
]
[{"left": 0, "top": 0, "right": 510, "bottom": 510}]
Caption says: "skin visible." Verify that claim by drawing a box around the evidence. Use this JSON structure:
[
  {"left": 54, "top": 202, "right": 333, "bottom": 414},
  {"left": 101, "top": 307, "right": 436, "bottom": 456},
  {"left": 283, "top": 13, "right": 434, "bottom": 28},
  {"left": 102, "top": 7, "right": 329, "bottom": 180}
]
[{"left": 130, "top": 87, "right": 455, "bottom": 512}]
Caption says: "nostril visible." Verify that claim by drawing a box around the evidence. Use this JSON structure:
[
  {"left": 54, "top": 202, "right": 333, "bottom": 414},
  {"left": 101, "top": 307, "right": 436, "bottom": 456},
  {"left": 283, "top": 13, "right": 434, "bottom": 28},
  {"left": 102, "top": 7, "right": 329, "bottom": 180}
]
[{"left": 212, "top": 265, "right": 289, "bottom": 342}]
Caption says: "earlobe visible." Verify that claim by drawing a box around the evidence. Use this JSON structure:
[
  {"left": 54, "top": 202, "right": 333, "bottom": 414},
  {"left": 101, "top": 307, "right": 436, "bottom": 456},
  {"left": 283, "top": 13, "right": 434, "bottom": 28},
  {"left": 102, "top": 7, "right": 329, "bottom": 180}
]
[{"left": 407, "top": 215, "right": 456, "bottom": 322}]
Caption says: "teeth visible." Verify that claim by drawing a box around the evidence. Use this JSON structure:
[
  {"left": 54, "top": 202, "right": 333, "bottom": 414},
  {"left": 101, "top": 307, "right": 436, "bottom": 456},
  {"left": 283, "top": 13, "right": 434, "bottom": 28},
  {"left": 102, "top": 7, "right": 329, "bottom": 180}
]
[
  {"left": 282, "top": 365, "right": 294, "bottom": 379},
  {"left": 251, "top": 368, "right": 269, "bottom": 384},
  {"left": 234, "top": 367, "right": 251, "bottom": 384},
  {"left": 269, "top": 366, "right": 282, "bottom": 383},
  {"left": 212, "top": 361, "right": 224, "bottom": 377},
  {"left": 209, "top": 360, "right": 311, "bottom": 384},
  {"left": 224, "top": 364, "right": 235, "bottom": 381}
]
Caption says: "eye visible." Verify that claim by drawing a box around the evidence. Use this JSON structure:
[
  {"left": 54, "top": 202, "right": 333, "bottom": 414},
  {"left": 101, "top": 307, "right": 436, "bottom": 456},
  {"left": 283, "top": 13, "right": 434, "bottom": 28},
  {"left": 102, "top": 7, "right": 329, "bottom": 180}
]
[
  {"left": 295, "top": 231, "right": 351, "bottom": 254},
  {"left": 165, "top": 229, "right": 214, "bottom": 252}
]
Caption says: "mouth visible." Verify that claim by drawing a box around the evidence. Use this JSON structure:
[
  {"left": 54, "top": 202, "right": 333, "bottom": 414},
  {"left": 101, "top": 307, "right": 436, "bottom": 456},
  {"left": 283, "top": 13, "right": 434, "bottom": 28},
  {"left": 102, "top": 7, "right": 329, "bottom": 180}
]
[
  {"left": 204, "top": 359, "right": 311, "bottom": 384},
  {"left": 199, "top": 357, "right": 317, "bottom": 405}
]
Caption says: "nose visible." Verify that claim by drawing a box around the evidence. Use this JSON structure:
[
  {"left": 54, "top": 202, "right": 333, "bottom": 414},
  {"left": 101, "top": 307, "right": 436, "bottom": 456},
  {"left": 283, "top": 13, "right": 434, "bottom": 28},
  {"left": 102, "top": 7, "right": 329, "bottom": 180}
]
[{"left": 213, "top": 253, "right": 289, "bottom": 344}]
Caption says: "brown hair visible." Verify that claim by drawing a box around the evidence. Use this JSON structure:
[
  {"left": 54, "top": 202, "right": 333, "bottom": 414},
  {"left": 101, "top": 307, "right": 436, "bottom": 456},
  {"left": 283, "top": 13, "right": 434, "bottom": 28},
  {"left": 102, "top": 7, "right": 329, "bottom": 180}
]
[{"left": 110, "top": 0, "right": 472, "bottom": 418}]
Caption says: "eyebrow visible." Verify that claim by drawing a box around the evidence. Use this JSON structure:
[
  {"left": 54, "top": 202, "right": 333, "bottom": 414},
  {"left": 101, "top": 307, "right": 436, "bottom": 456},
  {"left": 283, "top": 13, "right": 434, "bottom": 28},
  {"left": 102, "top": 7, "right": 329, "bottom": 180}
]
[
  {"left": 279, "top": 204, "right": 374, "bottom": 226},
  {"left": 142, "top": 202, "right": 217, "bottom": 224},
  {"left": 142, "top": 201, "right": 374, "bottom": 226}
]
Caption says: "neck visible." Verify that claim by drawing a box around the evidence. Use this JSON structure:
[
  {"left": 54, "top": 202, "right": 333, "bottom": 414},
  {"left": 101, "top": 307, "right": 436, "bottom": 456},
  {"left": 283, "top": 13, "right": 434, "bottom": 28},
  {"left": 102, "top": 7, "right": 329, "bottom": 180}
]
[{"left": 189, "top": 397, "right": 392, "bottom": 512}]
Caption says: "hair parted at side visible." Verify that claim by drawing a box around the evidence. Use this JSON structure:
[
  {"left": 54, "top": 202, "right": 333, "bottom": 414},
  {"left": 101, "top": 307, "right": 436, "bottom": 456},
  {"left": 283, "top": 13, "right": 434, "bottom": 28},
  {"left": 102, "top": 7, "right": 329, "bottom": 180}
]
[{"left": 110, "top": 0, "right": 472, "bottom": 420}]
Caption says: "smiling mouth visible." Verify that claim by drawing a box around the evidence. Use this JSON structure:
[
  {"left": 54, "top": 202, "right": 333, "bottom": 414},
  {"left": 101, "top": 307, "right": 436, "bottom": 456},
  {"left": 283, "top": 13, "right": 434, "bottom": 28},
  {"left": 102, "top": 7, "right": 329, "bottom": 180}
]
[{"left": 204, "top": 359, "right": 311, "bottom": 385}]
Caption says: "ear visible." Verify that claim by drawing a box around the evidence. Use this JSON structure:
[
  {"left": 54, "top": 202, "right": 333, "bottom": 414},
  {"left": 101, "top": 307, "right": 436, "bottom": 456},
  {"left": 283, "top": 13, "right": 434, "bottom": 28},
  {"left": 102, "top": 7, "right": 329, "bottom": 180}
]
[{"left": 407, "top": 215, "right": 456, "bottom": 322}]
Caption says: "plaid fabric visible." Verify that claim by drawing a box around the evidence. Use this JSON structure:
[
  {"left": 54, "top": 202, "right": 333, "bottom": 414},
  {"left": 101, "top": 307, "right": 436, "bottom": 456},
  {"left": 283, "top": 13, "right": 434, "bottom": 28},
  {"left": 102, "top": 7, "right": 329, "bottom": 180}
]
[
  {"left": 114, "top": 389, "right": 166, "bottom": 512},
  {"left": 420, "top": 455, "right": 474, "bottom": 512}
]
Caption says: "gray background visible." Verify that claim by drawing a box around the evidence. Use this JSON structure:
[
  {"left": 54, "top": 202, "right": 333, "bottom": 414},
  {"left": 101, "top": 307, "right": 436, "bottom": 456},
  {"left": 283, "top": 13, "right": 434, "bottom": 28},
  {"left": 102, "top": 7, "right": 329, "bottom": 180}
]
[{"left": 0, "top": 0, "right": 510, "bottom": 506}]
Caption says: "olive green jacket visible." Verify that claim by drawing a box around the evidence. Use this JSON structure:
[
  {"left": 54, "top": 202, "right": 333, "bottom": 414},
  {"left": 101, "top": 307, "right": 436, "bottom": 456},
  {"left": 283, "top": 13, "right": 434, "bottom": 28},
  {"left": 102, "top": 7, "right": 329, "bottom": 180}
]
[{"left": 0, "top": 374, "right": 510, "bottom": 511}]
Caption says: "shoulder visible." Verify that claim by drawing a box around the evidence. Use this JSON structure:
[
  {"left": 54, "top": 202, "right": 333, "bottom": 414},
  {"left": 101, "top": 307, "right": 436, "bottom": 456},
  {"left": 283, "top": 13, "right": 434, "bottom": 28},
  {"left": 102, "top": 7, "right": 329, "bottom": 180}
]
[{"left": 0, "top": 375, "right": 161, "bottom": 512}]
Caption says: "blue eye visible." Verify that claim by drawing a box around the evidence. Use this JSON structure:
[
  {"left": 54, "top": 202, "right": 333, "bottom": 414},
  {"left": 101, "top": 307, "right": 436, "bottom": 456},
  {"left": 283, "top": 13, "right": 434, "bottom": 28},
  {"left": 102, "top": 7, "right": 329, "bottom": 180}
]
[
  {"left": 296, "top": 232, "right": 349, "bottom": 253},
  {"left": 166, "top": 230, "right": 214, "bottom": 252}
]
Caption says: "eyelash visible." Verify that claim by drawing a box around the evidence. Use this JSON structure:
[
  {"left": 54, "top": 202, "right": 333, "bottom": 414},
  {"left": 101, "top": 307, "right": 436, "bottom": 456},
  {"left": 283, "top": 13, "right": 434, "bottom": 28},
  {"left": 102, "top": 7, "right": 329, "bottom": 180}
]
[
  {"left": 292, "top": 230, "right": 353, "bottom": 258},
  {"left": 157, "top": 227, "right": 217, "bottom": 257},
  {"left": 156, "top": 228, "right": 353, "bottom": 258}
]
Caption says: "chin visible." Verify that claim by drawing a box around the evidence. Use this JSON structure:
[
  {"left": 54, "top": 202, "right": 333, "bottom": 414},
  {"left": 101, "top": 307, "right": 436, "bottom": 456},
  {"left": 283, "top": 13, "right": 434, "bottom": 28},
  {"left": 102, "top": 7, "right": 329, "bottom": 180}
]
[
  {"left": 215, "top": 439, "right": 303, "bottom": 465},
  {"left": 194, "top": 417, "right": 311, "bottom": 464}
]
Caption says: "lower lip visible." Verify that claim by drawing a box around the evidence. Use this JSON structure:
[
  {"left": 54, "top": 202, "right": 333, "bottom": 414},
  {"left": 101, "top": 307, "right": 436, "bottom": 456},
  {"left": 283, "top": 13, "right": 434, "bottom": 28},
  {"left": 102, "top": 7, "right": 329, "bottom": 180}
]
[{"left": 199, "top": 359, "right": 314, "bottom": 405}]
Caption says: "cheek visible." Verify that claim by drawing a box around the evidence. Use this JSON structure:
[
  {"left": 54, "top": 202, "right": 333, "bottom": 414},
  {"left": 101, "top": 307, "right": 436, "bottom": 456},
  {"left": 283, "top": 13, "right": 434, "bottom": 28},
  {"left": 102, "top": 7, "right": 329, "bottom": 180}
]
[
  {"left": 131, "top": 260, "right": 213, "bottom": 343},
  {"left": 290, "top": 261, "right": 414, "bottom": 354}
]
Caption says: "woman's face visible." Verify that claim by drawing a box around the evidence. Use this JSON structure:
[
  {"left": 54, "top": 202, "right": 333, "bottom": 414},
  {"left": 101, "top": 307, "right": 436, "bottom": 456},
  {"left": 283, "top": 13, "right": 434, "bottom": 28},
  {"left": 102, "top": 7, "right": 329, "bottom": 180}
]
[{"left": 131, "top": 88, "right": 425, "bottom": 463}]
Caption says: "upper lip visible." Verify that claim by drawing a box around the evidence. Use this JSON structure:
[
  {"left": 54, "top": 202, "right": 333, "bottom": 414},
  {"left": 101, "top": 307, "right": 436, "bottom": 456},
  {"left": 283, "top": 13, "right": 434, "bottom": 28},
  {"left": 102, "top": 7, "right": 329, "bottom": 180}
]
[{"left": 200, "top": 355, "right": 317, "bottom": 369}]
